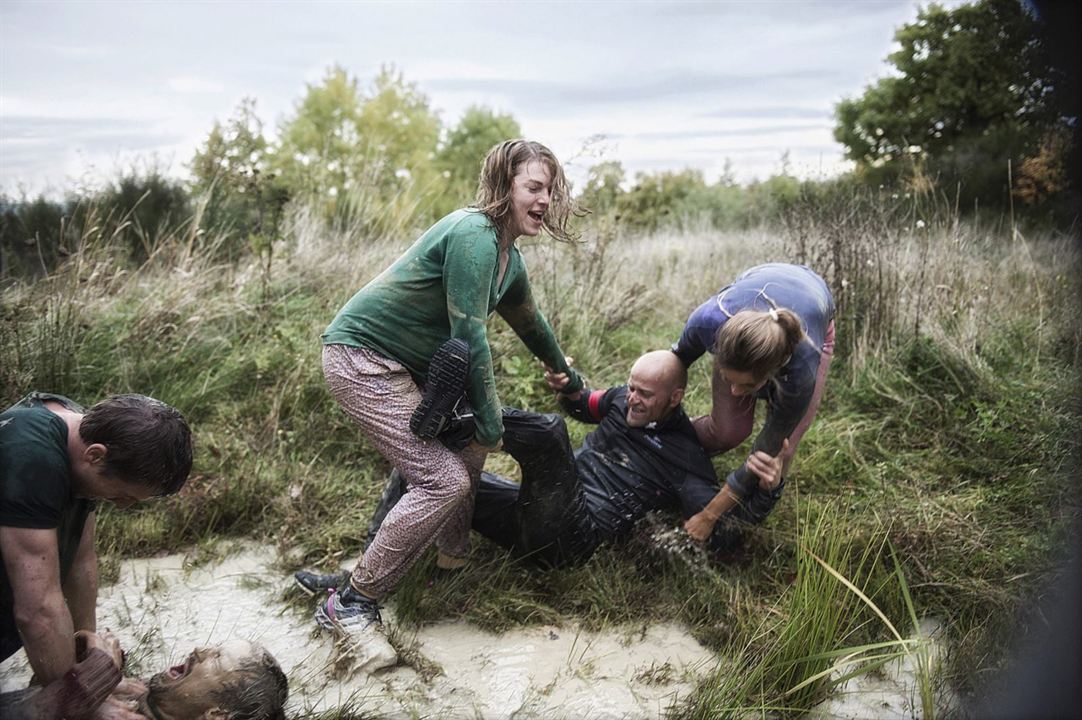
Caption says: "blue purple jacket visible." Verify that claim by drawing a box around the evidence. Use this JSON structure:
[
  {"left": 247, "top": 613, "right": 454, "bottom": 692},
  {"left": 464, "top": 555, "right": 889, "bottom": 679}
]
[{"left": 671, "top": 263, "right": 834, "bottom": 496}]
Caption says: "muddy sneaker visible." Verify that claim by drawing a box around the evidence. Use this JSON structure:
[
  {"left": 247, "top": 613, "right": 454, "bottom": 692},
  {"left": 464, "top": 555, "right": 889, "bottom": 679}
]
[
  {"left": 294, "top": 569, "right": 349, "bottom": 596},
  {"left": 410, "top": 338, "right": 470, "bottom": 440},
  {"left": 315, "top": 586, "right": 383, "bottom": 632},
  {"left": 315, "top": 587, "right": 397, "bottom": 673}
]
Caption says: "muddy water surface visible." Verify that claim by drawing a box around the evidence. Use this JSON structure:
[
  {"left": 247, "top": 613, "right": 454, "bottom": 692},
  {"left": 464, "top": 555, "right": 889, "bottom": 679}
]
[
  {"left": 0, "top": 544, "right": 958, "bottom": 718},
  {"left": 0, "top": 544, "right": 714, "bottom": 718}
]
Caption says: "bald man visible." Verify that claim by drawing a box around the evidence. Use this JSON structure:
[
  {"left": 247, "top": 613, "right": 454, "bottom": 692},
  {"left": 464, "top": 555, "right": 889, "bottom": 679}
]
[{"left": 299, "top": 351, "right": 785, "bottom": 582}]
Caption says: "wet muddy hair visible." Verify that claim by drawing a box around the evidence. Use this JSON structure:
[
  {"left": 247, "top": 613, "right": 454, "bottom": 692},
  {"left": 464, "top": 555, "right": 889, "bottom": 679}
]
[
  {"left": 79, "top": 394, "right": 193, "bottom": 496},
  {"left": 713, "top": 308, "right": 805, "bottom": 382},
  {"left": 474, "top": 138, "right": 582, "bottom": 243},
  {"left": 212, "top": 645, "right": 289, "bottom": 720}
]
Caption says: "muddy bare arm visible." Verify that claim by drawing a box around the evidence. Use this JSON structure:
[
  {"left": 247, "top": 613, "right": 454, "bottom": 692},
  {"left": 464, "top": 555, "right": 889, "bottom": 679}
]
[
  {"left": 64, "top": 511, "right": 99, "bottom": 634},
  {"left": 0, "top": 525, "right": 77, "bottom": 684}
]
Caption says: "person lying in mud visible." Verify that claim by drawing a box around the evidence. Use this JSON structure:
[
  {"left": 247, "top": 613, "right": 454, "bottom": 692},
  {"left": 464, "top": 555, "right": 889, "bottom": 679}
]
[
  {"left": 296, "top": 350, "right": 785, "bottom": 582},
  {"left": 0, "top": 392, "right": 193, "bottom": 710},
  {"left": 0, "top": 630, "right": 288, "bottom": 720},
  {"left": 671, "top": 262, "right": 835, "bottom": 543}
]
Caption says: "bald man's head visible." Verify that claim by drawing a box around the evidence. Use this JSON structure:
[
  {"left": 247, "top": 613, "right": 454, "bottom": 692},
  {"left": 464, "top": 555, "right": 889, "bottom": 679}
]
[
  {"left": 625, "top": 351, "right": 687, "bottom": 427},
  {"left": 631, "top": 350, "right": 688, "bottom": 390}
]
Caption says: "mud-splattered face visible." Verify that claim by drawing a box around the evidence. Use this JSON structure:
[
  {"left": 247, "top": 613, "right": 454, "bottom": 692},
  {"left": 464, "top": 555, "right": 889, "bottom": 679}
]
[
  {"left": 147, "top": 639, "right": 256, "bottom": 719},
  {"left": 505, "top": 159, "right": 552, "bottom": 241}
]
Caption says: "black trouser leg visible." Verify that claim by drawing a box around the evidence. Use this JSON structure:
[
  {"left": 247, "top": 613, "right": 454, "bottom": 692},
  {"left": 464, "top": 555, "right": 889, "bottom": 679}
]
[
  {"left": 364, "top": 468, "right": 409, "bottom": 550},
  {"left": 497, "top": 408, "right": 598, "bottom": 566}
]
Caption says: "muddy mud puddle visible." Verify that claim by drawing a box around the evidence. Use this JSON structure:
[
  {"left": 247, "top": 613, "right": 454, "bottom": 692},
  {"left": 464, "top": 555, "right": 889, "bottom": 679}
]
[
  {"left": 0, "top": 544, "right": 713, "bottom": 718},
  {"left": 0, "top": 543, "right": 957, "bottom": 718}
]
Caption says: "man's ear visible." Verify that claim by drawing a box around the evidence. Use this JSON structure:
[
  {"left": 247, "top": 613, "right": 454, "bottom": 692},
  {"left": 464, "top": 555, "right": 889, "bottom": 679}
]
[
  {"left": 200, "top": 709, "right": 230, "bottom": 720},
  {"left": 669, "top": 386, "right": 685, "bottom": 408},
  {"left": 85, "top": 443, "right": 108, "bottom": 466}
]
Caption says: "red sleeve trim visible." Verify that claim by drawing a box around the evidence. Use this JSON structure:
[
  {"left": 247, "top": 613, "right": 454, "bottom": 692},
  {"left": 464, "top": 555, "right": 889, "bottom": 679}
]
[{"left": 587, "top": 390, "right": 605, "bottom": 421}]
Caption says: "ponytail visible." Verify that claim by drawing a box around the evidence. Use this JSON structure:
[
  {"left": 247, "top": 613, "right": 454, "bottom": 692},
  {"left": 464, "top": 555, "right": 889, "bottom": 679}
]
[{"left": 713, "top": 308, "right": 804, "bottom": 380}]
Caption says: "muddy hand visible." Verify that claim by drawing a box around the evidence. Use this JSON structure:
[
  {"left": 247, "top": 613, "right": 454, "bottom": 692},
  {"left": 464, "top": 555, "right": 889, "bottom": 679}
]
[
  {"left": 94, "top": 697, "right": 144, "bottom": 720},
  {"left": 747, "top": 438, "right": 788, "bottom": 491},
  {"left": 468, "top": 438, "right": 502, "bottom": 453},
  {"left": 543, "top": 356, "right": 579, "bottom": 399},
  {"left": 110, "top": 678, "right": 148, "bottom": 703},
  {"left": 683, "top": 511, "right": 717, "bottom": 543},
  {"left": 76, "top": 630, "right": 124, "bottom": 670}
]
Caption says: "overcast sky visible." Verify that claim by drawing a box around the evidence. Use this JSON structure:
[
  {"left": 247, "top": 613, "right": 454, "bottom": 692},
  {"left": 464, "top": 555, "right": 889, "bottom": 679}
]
[{"left": 1, "top": 0, "right": 967, "bottom": 197}]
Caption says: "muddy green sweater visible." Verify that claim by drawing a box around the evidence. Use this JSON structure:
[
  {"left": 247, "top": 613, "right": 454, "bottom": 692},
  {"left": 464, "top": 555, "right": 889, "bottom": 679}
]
[{"left": 323, "top": 209, "right": 582, "bottom": 447}]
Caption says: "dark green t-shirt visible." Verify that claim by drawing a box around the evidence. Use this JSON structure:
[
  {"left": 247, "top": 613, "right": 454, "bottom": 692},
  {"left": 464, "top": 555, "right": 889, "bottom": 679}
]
[
  {"left": 322, "top": 208, "right": 582, "bottom": 446},
  {"left": 0, "top": 392, "right": 93, "bottom": 659}
]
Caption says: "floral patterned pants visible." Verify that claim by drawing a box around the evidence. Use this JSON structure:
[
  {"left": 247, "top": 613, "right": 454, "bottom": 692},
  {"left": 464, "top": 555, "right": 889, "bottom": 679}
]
[{"left": 322, "top": 343, "right": 484, "bottom": 598}]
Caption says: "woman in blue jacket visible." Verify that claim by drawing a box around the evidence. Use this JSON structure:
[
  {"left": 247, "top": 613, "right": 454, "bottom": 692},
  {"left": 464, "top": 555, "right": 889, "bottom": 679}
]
[{"left": 671, "top": 263, "right": 835, "bottom": 542}]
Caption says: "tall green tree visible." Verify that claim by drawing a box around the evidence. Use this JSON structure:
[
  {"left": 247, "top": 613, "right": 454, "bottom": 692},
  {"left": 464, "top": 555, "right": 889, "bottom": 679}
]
[
  {"left": 273, "top": 65, "right": 442, "bottom": 226},
  {"left": 356, "top": 67, "right": 442, "bottom": 207},
  {"left": 834, "top": 0, "right": 1064, "bottom": 206},
  {"left": 579, "top": 160, "right": 626, "bottom": 219},
  {"left": 434, "top": 106, "right": 521, "bottom": 217},
  {"left": 190, "top": 97, "right": 285, "bottom": 259},
  {"left": 272, "top": 65, "right": 365, "bottom": 202}
]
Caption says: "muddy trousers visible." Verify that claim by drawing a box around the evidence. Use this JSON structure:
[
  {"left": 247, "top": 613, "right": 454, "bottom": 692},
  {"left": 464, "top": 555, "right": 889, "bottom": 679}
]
[
  {"left": 323, "top": 343, "right": 485, "bottom": 598},
  {"left": 472, "top": 409, "right": 600, "bottom": 567},
  {"left": 471, "top": 409, "right": 785, "bottom": 557}
]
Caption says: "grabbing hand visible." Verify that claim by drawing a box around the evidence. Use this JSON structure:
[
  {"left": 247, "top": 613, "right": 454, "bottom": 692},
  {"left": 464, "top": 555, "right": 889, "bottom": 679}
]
[
  {"left": 75, "top": 630, "right": 124, "bottom": 671},
  {"left": 110, "top": 678, "right": 148, "bottom": 703},
  {"left": 93, "top": 696, "right": 144, "bottom": 720},
  {"left": 468, "top": 438, "right": 502, "bottom": 454},
  {"left": 543, "top": 356, "right": 580, "bottom": 400},
  {"left": 747, "top": 438, "right": 788, "bottom": 491},
  {"left": 683, "top": 511, "right": 718, "bottom": 543}
]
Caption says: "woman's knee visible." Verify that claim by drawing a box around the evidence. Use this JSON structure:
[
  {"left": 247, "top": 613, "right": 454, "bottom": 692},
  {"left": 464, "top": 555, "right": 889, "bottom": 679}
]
[
  {"left": 401, "top": 451, "right": 474, "bottom": 499},
  {"left": 437, "top": 463, "right": 476, "bottom": 502}
]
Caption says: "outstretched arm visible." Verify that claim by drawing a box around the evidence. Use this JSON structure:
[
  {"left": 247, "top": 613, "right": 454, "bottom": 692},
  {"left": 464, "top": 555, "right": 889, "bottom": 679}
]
[
  {"left": 22, "top": 635, "right": 137, "bottom": 720},
  {"left": 684, "top": 439, "right": 788, "bottom": 542},
  {"left": 498, "top": 272, "right": 583, "bottom": 395},
  {"left": 671, "top": 298, "right": 720, "bottom": 367},
  {"left": 443, "top": 229, "right": 506, "bottom": 449},
  {"left": 542, "top": 357, "right": 610, "bottom": 424}
]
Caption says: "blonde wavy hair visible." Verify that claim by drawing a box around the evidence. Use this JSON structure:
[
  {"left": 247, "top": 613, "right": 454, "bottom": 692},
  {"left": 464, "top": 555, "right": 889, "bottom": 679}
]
[{"left": 474, "top": 139, "right": 582, "bottom": 243}]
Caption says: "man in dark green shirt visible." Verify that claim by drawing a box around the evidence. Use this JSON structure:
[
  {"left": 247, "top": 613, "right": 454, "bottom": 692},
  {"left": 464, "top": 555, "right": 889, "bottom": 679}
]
[{"left": 0, "top": 392, "right": 192, "bottom": 698}]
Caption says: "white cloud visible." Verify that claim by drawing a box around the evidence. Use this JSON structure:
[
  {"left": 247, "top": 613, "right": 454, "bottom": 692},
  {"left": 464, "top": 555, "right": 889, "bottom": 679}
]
[
  {"left": 167, "top": 76, "right": 225, "bottom": 94},
  {"left": 0, "top": 0, "right": 970, "bottom": 195}
]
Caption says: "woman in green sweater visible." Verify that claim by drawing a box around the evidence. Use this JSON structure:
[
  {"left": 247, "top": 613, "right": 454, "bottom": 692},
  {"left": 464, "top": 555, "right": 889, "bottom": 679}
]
[{"left": 314, "top": 140, "right": 584, "bottom": 658}]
